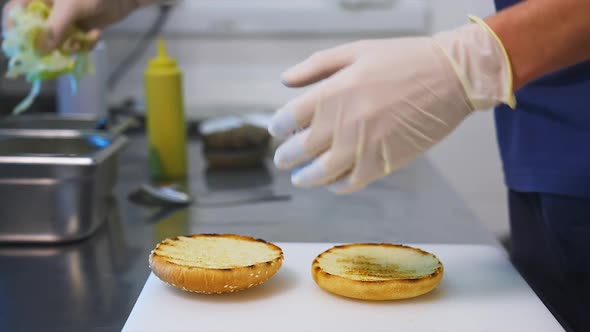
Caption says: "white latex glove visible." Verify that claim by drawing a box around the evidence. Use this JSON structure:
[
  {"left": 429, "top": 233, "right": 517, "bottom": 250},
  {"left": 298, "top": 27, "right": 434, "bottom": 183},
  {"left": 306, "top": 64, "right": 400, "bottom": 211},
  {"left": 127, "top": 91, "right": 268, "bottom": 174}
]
[
  {"left": 2, "top": 0, "right": 152, "bottom": 51},
  {"left": 268, "top": 17, "right": 516, "bottom": 194}
]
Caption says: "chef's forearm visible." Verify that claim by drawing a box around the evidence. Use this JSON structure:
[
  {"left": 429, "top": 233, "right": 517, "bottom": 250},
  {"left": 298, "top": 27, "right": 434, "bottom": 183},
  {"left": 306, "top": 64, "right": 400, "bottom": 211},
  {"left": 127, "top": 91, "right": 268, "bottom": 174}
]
[{"left": 485, "top": 0, "right": 590, "bottom": 91}]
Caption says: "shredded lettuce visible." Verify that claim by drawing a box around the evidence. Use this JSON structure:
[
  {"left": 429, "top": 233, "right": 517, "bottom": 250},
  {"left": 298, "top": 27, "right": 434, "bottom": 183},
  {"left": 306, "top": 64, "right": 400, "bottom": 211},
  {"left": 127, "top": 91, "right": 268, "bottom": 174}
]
[{"left": 1, "top": 1, "right": 94, "bottom": 114}]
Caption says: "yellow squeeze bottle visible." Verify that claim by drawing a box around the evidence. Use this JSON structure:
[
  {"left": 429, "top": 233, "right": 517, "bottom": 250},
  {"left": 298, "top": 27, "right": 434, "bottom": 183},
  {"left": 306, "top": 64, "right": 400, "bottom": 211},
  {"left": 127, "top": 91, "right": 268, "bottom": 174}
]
[{"left": 144, "top": 38, "right": 188, "bottom": 181}]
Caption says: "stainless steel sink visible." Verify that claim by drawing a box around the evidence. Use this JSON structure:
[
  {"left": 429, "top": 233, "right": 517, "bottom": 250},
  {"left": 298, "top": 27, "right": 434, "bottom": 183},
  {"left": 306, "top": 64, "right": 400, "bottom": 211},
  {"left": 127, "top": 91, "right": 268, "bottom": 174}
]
[{"left": 0, "top": 133, "right": 128, "bottom": 243}]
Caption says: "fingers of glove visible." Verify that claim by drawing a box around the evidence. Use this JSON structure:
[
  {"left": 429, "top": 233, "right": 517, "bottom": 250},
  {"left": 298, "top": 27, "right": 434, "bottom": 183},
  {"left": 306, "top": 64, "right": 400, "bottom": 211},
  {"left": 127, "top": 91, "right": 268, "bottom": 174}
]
[
  {"left": 269, "top": 67, "right": 356, "bottom": 139},
  {"left": 291, "top": 150, "right": 354, "bottom": 188},
  {"left": 273, "top": 129, "right": 310, "bottom": 170},
  {"left": 290, "top": 157, "right": 326, "bottom": 188},
  {"left": 323, "top": 115, "right": 373, "bottom": 193},
  {"left": 326, "top": 174, "right": 368, "bottom": 195},
  {"left": 268, "top": 87, "right": 332, "bottom": 139},
  {"left": 339, "top": 124, "right": 425, "bottom": 195},
  {"left": 325, "top": 115, "right": 409, "bottom": 195},
  {"left": 325, "top": 141, "right": 395, "bottom": 195},
  {"left": 273, "top": 111, "right": 336, "bottom": 171},
  {"left": 281, "top": 42, "right": 359, "bottom": 88},
  {"left": 268, "top": 101, "right": 300, "bottom": 139},
  {"left": 353, "top": 118, "right": 412, "bottom": 183},
  {"left": 289, "top": 99, "right": 358, "bottom": 187}
]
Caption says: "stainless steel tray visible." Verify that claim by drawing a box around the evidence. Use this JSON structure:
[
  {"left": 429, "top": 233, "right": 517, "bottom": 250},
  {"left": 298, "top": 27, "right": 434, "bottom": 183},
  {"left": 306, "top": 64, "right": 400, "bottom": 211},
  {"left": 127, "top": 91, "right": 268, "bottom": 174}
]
[
  {"left": 0, "top": 133, "right": 128, "bottom": 243},
  {"left": 0, "top": 114, "right": 135, "bottom": 137}
]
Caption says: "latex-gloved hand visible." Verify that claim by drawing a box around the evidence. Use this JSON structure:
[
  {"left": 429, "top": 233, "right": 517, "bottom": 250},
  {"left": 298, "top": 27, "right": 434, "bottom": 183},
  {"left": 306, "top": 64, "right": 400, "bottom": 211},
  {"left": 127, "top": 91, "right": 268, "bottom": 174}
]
[
  {"left": 2, "top": 0, "right": 151, "bottom": 52},
  {"left": 268, "top": 16, "right": 516, "bottom": 194}
]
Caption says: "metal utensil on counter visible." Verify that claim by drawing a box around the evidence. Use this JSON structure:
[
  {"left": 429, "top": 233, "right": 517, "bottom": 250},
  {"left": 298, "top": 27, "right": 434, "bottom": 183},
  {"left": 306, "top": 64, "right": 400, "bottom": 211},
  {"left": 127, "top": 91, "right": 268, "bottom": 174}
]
[
  {"left": 129, "top": 183, "right": 290, "bottom": 208},
  {"left": 101, "top": 116, "right": 139, "bottom": 137},
  {"left": 130, "top": 183, "right": 193, "bottom": 206},
  {"left": 194, "top": 189, "right": 292, "bottom": 207}
]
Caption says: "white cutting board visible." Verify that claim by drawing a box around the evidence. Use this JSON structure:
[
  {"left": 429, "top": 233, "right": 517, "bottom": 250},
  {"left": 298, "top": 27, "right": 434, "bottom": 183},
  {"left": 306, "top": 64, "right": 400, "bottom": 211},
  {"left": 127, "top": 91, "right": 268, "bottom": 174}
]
[{"left": 122, "top": 243, "right": 564, "bottom": 332}]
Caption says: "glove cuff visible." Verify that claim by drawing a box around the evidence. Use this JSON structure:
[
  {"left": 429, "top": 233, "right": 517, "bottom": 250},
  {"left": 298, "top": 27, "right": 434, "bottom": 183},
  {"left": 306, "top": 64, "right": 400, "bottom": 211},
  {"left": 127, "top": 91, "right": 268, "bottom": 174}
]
[
  {"left": 433, "top": 16, "right": 517, "bottom": 111},
  {"left": 468, "top": 15, "right": 516, "bottom": 109}
]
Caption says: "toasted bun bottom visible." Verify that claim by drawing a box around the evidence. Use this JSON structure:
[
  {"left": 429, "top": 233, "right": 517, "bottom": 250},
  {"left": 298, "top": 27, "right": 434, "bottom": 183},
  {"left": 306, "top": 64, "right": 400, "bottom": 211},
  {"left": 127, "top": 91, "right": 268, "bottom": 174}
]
[
  {"left": 312, "top": 243, "right": 443, "bottom": 301},
  {"left": 149, "top": 234, "right": 283, "bottom": 294}
]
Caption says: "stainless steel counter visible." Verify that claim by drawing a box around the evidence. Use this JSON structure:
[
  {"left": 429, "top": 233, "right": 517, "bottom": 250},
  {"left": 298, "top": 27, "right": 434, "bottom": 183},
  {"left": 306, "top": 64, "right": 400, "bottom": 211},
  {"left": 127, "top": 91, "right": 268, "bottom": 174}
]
[{"left": 0, "top": 134, "right": 500, "bottom": 332}]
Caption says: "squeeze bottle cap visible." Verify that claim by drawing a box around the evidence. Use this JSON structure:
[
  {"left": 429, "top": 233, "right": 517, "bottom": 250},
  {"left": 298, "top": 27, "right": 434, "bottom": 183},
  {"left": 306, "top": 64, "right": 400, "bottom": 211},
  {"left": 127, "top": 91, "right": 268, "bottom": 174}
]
[{"left": 148, "top": 38, "right": 177, "bottom": 69}]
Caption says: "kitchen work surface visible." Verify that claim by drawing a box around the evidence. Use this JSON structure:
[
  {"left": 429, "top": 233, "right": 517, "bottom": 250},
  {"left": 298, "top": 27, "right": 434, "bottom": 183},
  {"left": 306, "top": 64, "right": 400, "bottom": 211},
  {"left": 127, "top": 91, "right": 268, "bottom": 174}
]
[
  {"left": 0, "top": 134, "right": 562, "bottom": 332},
  {"left": 123, "top": 243, "right": 564, "bottom": 332}
]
